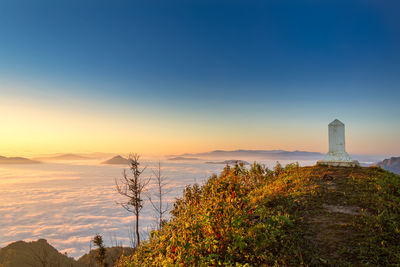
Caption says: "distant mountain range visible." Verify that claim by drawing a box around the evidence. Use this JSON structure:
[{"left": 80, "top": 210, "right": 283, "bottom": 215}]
[
  {"left": 32, "top": 153, "right": 118, "bottom": 162},
  {"left": 1, "top": 150, "right": 386, "bottom": 165},
  {"left": 171, "top": 150, "right": 324, "bottom": 160},
  {"left": 101, "top": 155, "right": 130, "bottom": 165},
  {"left": 169, "top": 150, "right": 386, "bottom": 164},
  {"left": 376, "top": 157, "right": 400, "bottom": 174},
  {"left": 34, "top": 153, "right": 89, "bottom": 161},
  {"left": 167, "top": 156, "right": 200, "bottom": 161},
  {"left": 205, "top": 160, "right": 250, "bottom": 165},
  {"left": 0, "top": 156, "right": 39, "bottom": 164}
]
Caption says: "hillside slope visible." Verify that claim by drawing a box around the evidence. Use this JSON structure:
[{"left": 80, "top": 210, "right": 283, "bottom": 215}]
[
  {"left": 118, "top": 164, "right": 400, "bottom": 266},
  {"left": 0, "top": 239, "right": 82, "bottom": 267},
  {"left": 0, "top": 239, "right": 133, "bottom": 267}
]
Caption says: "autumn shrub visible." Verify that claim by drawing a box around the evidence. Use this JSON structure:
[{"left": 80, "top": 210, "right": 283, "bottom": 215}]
[{"left": 118, "top": 163, "right": 307, "bottom": 266}]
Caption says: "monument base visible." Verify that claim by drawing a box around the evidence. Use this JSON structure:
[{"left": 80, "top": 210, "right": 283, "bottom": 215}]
[{"left": 317, "top": 160, "right": 360, "bottom": 167}]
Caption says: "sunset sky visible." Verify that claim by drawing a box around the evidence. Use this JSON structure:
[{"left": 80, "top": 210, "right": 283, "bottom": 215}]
[{"left": 1, "top": 0, "right": 399, "bottom": 156}]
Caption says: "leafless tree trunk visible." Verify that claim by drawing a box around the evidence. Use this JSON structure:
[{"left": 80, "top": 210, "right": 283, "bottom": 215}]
[
  {"left": 148, "top": 162, "right": 170, "bottom": 230},
  {"left": 128, "top": 224, "right": 137, "bottom": 248},
  {"left": 115, "top": 154, "right": 150, "bottom": 246}
]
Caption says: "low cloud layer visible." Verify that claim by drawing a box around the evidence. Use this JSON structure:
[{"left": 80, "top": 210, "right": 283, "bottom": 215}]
[
  {"left": 0, "top": 161, "right": 224, "bottom": 258},
  {"left": 0, "top": 159, "right": 314, "bottom": 258}
]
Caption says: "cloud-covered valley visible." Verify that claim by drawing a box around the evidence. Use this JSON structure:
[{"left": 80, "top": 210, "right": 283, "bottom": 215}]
[{"left": 0, "top": 159, "right": 316, "bottom": 258}]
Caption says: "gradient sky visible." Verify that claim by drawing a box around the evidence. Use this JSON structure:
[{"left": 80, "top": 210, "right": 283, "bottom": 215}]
[{"left": 0, "top": 0, "right": 399, "bottom": 156}]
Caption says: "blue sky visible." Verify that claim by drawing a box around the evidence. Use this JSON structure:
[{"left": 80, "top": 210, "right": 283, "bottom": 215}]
[{"left": 0, "top": 0, "right": 399, "bottom": 155}]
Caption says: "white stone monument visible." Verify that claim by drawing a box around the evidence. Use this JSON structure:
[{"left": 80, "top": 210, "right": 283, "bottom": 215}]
[{"left": 317, "top": 119, "right": 359, "bottom": 167}]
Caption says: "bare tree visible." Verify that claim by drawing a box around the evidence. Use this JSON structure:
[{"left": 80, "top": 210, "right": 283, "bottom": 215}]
[
  {"left": 148, "top": 162, "right": 170, "bottom": 230},
  {"left": 115, "top": 154, "right": 150, "bottom": 246},
  {"left": 109, "top": 232, "right": 122, "bottom": 248}
]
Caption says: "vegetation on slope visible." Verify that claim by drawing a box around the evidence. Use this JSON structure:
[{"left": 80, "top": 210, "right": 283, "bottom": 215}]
[{"left": 118, "top": 163, "right": 400, "bottom": 266}]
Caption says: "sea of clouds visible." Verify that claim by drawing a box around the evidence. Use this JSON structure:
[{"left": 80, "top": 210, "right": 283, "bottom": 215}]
[{"left": 0, "top": 158, "right": 316, "bottom": 258}]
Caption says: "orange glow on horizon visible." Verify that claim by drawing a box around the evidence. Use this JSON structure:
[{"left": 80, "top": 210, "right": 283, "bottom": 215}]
[{"left": 0, "top": 94, "right": 397, "bottom": 158}]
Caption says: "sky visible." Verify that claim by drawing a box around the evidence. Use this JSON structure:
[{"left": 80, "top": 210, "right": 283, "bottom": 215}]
[{"left": 0, "top": 0, "right": 399, "bottom": 156}]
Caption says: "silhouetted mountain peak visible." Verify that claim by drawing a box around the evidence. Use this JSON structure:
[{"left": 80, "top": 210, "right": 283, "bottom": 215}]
[{"left": 101, "top": 155, "right": 129, "bottom": 165}]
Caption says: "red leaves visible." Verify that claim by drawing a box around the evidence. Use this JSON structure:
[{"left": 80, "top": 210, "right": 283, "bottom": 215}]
[{"left": 216, "top": 231, "right": 222, "bottom": 239}]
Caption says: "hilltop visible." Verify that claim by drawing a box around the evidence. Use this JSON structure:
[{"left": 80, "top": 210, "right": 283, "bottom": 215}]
[
  {"left": 0, "top": 239, "right": 81, "bottom": 267},
  {"left": 118, "top": 164, "right": 400, "bottom": 266},
  {"left": 1, "top": 163, "right": 398, "bottom": 266}
]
